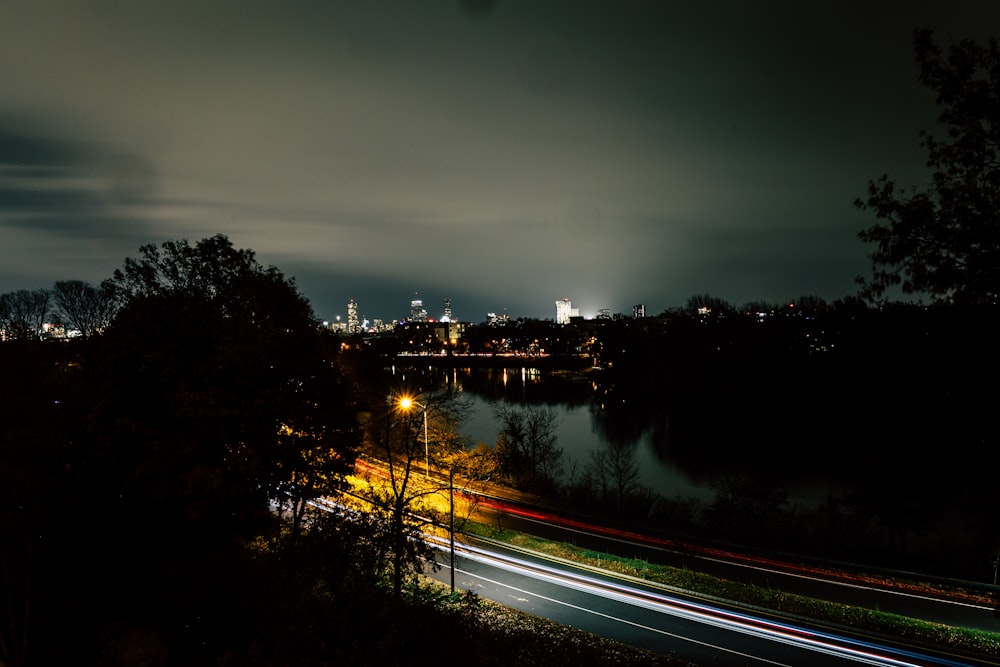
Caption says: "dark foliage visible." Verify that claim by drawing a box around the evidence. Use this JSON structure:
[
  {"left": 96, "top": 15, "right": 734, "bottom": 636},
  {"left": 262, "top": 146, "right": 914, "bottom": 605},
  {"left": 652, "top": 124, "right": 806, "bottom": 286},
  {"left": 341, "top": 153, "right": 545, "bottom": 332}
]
[
  {"left": 50, "top": 279, "right": 116, "bottom": 339},
  {"left": 856, "top": 29, "right": 1000, "bottom": 304},
  {"left": 493, "top": 404, "right": 563, "bottom": 494},
  {"left": 0, "top": 235, "right": 362, "bottom": 666},
  {"left": 583, "top": 303, "right": 1000, "bottom": 577}
]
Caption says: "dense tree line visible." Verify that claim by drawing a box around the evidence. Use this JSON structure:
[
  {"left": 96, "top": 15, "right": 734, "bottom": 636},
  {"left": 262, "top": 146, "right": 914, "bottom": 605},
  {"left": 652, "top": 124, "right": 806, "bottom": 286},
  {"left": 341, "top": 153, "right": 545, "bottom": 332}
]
[
  {"left": 543, "top": 300, "right": 998, "bottom": 579},
  {"left": 387, "top": 294, "right": 997, "bottom": 581},
  {"left": 0, "top": 280, "right": 115, "bottom": 342},
  {"left": 0, "top": 236, "right": 461, "bottom": 666}
]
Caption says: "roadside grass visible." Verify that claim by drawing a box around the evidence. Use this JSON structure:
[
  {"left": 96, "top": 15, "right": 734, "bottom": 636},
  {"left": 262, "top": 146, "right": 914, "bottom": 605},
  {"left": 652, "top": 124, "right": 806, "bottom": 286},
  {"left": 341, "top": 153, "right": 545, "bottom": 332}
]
[{"left": 464, "top": 522, "right": 1000, "bottom": 659}]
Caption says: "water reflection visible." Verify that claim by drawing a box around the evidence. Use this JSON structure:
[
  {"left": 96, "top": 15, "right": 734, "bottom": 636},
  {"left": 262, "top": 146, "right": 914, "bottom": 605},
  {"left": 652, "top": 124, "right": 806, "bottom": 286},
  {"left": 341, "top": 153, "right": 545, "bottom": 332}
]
[{"left": 403, "top": 365, "right": 717, "bottom": 501}]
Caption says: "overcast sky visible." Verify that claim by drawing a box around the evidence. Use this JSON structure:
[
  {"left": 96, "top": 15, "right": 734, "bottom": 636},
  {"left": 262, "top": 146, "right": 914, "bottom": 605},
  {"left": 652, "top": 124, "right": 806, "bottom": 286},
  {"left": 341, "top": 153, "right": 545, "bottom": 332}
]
[{"left": 1, "top": 1, "right": 997, "bottom": 323}]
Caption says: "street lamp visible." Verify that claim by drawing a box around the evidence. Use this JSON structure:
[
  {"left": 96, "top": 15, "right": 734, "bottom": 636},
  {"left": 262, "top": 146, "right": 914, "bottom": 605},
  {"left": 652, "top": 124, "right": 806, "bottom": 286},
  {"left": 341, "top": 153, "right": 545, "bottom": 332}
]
[
  {"left": 399, "top": 396, "right": 429, "bottom": 479},
  {"left": 449, "top": 465, "right": 455, "bottom": 593},
  {"left": 400, "top": 395, "right": 458, "bottom": 592}
]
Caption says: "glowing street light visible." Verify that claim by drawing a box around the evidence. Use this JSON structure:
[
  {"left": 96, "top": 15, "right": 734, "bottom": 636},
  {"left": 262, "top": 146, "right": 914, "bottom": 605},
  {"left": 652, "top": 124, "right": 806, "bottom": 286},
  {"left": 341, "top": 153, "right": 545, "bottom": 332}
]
[
  {"left": 399, "top": 396, "right": 429, "bottom": 479},
  {"left": 400, "top": 394, "right": 459, "bottom": 591}
]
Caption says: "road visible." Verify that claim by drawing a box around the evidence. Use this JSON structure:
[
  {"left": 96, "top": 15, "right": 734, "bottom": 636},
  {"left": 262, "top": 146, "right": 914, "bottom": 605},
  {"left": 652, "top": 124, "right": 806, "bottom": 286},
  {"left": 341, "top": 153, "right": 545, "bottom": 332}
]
[
  {"left": 472, "top": 492, "right": 1000, "bottom": 633},
  {"left": 424, "top": 535, "right": 995, "bottom": 667},
  {"left": 348, "top": 460, "right": 997, "bottom": 663}
]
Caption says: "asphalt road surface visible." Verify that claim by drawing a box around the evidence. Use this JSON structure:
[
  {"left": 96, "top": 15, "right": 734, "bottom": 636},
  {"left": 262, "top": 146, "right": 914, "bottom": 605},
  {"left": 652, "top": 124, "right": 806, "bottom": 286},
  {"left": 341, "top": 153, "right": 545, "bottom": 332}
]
[{"left": 423, "top": 536, "right": 994, "bottom": 667}]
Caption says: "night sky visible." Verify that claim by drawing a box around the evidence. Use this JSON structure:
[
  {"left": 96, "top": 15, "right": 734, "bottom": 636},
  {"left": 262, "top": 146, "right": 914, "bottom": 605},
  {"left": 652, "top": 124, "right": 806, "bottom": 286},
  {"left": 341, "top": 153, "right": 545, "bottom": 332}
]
[{"left": 1, "top": 1, "right": 997, "bottom": 324}]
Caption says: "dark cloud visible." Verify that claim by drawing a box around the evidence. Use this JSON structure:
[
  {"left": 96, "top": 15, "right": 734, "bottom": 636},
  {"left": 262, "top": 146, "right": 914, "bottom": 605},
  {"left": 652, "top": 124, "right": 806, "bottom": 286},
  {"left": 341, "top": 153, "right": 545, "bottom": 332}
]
[
  {"left": 0, "top": 127, "right": 88, "bottom": 166},
  {"left": 0, "top": 119, "right": 157, "bottom": 234},
  {"left": 99, "top": 152, "right": 158, "bottom": 205},
  {"left": 0, "top": 1, "right": 998, "bottom": 319},
  {"left": 459, "top": 0, "right": 498, "bottom": 21},
  {"left": 0, "top": 117, "right": 164, "bottom": 289}
]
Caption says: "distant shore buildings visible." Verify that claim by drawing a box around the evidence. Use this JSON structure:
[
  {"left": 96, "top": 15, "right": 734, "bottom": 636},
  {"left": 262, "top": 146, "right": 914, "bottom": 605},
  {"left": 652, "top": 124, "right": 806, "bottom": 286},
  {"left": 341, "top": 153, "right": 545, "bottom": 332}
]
[
  {"left": 555, "top": 298, "right": 579, "bottom": 325},
  {"left": 324, "top": 294, "right": 642, "bottom": 335}
]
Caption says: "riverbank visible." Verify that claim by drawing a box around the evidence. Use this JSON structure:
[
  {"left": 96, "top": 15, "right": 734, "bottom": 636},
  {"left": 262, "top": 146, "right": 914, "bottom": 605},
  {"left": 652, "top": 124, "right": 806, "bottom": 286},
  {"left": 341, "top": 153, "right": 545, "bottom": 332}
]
[{"left": 391, "top": 351, "right": 595, "bottom": 371}]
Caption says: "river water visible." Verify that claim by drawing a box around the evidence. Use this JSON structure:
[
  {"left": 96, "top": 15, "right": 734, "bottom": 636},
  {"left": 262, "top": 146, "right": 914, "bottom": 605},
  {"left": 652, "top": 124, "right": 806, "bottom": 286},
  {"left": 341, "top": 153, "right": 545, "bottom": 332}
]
[
  {"left": 402, "top": 365, "right": 717, "bottom": 502},
  {"left": 392, "top": 364, "right": 843, "bottom": 507}
]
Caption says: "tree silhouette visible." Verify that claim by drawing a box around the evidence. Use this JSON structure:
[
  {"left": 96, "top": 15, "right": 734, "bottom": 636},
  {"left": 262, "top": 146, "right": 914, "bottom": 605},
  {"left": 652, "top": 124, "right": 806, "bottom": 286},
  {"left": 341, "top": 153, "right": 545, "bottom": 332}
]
[
  {"left": 0, "top": 289, "right": 50, "bottom": 341},
  {"left": 586, "top": 442, "right": 641, "bottom": 512},
  {"left": 7, "top": 234, "right": 363, "bottom": 662},
  {"left": 493, "top": 404, "right": 563, "bottom": 494},
  {"left": 50, "top": 279, "right": 116, "bottom": 339},
  {"left": 685, "top": 293, "right": 735, "bottom": 321},
  {"left": 356, "top": 388, "right": 468, "bottom": 598},
  {"left": 856, "top": 28, "right": 1000, "bottom": 304},
  {"left": 96, "top": 235, "right": 357, "bottom": 533}
]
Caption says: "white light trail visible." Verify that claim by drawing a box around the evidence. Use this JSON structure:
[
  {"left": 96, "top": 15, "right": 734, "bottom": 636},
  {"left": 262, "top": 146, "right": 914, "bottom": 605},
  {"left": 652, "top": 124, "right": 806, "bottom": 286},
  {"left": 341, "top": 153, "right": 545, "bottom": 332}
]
[{"left": 439, "top": 539, "right": 971, "bottom": 667}]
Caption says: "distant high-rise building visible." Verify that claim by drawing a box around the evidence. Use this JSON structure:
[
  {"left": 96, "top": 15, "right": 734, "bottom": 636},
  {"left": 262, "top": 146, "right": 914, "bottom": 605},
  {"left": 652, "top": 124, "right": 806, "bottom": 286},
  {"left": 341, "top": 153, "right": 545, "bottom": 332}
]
[
  {"left": 487, "top": 310, "right": 509, "bottom": 326},
  {"left": 443, "top": 297, "right": 453, "bottom": 322},
  {"left": 347, "top": 298, "right": 359, "bottom": 333},
  {"left": 596, "top": 308, "right": 611, "bottom": 320},
  {"left": 410, "top": 294, "right": 428, "bottom": 322},
  {"left": 633, "top": 304, "right": 646, "bottom": 319},
  {"left": 328, "top": 316, "right": 347, "bottom": 334},
  {"left": 555, "top": 298, "right": 578, "bottom": 324}
]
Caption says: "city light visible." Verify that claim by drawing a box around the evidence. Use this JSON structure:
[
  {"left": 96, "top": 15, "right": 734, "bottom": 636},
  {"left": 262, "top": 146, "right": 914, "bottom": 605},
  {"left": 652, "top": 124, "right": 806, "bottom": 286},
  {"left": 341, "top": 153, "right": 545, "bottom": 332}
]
[{"left": 398, "top": 396, "right": 429, "bottom": 479}]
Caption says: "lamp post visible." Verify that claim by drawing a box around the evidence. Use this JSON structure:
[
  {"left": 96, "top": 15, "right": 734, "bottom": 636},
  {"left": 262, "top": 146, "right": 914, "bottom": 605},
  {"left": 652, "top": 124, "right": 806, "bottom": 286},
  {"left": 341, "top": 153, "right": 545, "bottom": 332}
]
[
  {"left": 399, "top": 396, "right": 429, "bottom": 479},
  {"left": 449, "top": 465, "right": 455, "bottom": 593},
  {"left": 400, "top": 395, "right": 459, "bottom": 592}
]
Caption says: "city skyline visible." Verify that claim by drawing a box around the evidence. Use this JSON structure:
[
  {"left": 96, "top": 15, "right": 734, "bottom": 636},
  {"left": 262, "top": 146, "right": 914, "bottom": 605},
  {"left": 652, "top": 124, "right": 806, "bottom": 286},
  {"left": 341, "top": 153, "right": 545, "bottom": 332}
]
[
  {"left": 325, "top": 293, "right": 593, "bottom": 328},
  {"left": 2, "top": 2, "right": 998, "bottom": 321}
]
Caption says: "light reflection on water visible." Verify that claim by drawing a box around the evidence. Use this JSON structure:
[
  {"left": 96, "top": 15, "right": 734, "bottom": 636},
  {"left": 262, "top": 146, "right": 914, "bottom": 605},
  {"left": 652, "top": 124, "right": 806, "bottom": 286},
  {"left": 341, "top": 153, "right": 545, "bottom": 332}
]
[
  {"left": 443, "top": 367, "right": 717, "bottom": 502},
  {"left": 391, "top": 365, "right": 836, "bottom": 507}
]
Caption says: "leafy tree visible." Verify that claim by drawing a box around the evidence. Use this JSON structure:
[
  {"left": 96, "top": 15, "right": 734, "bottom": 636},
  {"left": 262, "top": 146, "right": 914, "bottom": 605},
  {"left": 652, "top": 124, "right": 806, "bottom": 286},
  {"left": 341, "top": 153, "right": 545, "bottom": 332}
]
[
  {"left": 49, "top": 235, "right": 363, "bottom": 659},
  {"left": 856, "top": 28, "right": 1000, "bottom": 304},
  {"left": 98, "top": 235, "right": 359, "bottom": 525},
  {"left": 0, "top": 289, "right": 50, "bottom": 341},
  {"left": 50, "top": 279, "right": 116, "bottom": 339},
  {"left": 270, "top": 366, "right": 360, "bottom": 542},
  {"left": 105, "top": 234, "right": 250, "bottom": 304}
]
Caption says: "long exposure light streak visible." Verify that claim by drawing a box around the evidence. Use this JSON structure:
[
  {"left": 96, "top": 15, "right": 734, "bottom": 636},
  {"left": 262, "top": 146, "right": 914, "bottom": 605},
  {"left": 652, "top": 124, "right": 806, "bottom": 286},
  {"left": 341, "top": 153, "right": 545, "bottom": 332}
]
[
  {"left": 439, "top": 538, "right": 975, "bottom": 667},
  {"left": 309, "top": 493, "right": 979, "bottom": 666},
  {"left": 475, "top": 493, "right": 995, "bottom": 611},
  {"left": 314, "top": 471, "right": 985, "bottom": 666}
]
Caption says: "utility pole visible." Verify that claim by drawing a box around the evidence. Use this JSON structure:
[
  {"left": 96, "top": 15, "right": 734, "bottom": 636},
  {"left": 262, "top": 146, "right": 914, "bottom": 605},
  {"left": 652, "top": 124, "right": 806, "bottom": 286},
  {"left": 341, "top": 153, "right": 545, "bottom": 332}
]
[
  {"left": 992, "top": 550, "right": 999, "bottom": 616},
  {"left": 450, "top": 466, "right": 455, "bottom": 594}
]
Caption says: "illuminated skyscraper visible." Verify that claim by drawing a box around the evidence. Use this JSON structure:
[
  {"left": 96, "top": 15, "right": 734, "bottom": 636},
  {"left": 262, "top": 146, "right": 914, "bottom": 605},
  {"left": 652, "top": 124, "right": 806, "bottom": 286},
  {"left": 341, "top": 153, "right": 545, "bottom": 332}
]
[
  {"left": 347, "top": 298, "right": 359, "bottom": 333},
  {"left": 487, "top": 310, "right": 509, "bottom": 326},
  {"left": 633, "top": 304, "right": 646, "bottom": 319},
  {"left": 410, "top": 294, "right": 428, "bottom": 322},
  {"left": 555, "top": 298, "right": 577, "bottom": 325},
  {"left": 443, "top": 297, "right": 453, "bottom": 322}
]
